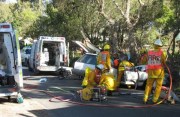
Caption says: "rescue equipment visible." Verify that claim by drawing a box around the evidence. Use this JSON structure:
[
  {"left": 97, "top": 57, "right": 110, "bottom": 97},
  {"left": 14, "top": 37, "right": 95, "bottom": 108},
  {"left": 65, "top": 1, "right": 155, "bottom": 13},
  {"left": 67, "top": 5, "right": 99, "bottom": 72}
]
[{"left": 80, "top": 86, "right": 107, "bottom": 102}]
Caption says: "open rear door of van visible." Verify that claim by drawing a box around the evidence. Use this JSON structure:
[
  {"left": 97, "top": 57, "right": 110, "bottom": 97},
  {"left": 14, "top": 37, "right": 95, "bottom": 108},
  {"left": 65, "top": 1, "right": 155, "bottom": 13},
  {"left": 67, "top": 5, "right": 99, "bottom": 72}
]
[{"left": 0, "top": 23, "right": 23, "bottom": 102}]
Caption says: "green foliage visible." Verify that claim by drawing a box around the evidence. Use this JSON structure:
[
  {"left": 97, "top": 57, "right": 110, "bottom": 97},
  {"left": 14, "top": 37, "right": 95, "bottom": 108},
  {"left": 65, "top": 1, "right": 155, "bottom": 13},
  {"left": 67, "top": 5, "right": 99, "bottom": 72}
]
[
  {"left": 0, "top": 3, "right": 13, "bottom": 22},
  {"left": 9, "top": 2, "right": 41, "bottom": 38},
  {"left": 26, "top": 0, "right": 107, "bottom": 48},
  {"left": 155, "top": 5, "right": 174, "bottom": 28},
  {"left": 0, "top": 0, "right": 179, "bottom": 52}
]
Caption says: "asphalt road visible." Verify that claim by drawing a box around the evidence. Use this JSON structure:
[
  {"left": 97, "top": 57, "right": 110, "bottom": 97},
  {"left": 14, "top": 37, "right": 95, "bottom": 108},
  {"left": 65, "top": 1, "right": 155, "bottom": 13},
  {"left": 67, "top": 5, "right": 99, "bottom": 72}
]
[{"left": 1, "top": 67, "right": 180, "bottom": 117}]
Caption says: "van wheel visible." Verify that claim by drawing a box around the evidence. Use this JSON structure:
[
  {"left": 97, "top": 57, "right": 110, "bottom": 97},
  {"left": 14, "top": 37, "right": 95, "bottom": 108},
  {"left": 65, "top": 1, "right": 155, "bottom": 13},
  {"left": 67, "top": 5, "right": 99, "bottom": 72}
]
[{"left": 34, "top": 69, "right": 40, "bottom": 75}]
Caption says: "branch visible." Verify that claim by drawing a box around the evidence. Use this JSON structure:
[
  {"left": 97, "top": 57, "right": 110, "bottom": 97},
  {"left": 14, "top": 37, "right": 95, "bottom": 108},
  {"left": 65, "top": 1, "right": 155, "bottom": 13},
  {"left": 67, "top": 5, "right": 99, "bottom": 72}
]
[
  {"left": 80, "top": 29, "right": 88, "bottom": 40},
  {"left": 125, "top": 0, "right": 130, "bottom": 19},
  {"left": 138, "top": 0, "right": 144, "bottom": 6},
  {"left": 112, "top": 0, "right": 125, "bottom": 17},
  {"left": 132, "top": 0, "right": 145, "bottom": 27},
  {"left": 100, "top": 12, "right": 115, "bottom": 24},
  {"left": 97, "top": 0, "right": 115, "bottom": 24},
  {"left": 112, "top": 0, "right": 131, "bottom": 27},
  {"left": 125, "top": 0, "right": 131, "bottom": 26}
]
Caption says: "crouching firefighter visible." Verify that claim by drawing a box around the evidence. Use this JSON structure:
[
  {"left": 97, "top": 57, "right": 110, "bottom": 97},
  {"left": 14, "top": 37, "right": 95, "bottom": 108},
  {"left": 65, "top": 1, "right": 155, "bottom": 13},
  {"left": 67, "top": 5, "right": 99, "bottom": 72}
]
[
  {"left": 80, "top": 64, "right": 106, "bottom": 101},
  {"left": 80, "top": 64, "right": 117, "bottom": 101},
  {"left": 141, "top": 39, "right": 167, "bottom": 104}
]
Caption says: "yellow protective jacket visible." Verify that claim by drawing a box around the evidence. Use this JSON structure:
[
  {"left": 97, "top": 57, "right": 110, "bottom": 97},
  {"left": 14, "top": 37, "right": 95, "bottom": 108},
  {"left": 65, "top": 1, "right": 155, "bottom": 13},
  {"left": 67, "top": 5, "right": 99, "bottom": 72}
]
[
  {"left": 140, "top": 49, "right": 167, "bottom": 79},
  {"left": 97, "top": 51, "right": 111, "bottom": 70},
  {"left": 82, "top": 68, "right": 117, "bottom": 91},
  {"left": 118, "top": 60, "right": 134, "bottom": 72},
  {"left": 82, "top": 68, "right": 99, "bottom": 88},
  {"left": 99, "top": 73, "right": 117, "bottom": 91}
]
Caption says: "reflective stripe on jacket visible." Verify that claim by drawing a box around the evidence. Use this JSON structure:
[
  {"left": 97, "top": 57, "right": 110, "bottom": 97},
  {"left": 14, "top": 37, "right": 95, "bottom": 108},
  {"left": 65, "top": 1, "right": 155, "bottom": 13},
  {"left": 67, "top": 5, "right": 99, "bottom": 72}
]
[{"left": 97, "top": 51, "right": 111, "bottom": 70}]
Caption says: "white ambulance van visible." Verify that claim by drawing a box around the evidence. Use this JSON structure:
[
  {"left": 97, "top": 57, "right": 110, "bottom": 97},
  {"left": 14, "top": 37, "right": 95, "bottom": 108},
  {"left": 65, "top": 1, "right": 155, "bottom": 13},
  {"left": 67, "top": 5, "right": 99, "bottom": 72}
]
[
  {"left": 0, "top": 23, "right": 23, "bottom": 103},
  {"left": 29, "top": 36, "right": 69, "bottom": 74}
]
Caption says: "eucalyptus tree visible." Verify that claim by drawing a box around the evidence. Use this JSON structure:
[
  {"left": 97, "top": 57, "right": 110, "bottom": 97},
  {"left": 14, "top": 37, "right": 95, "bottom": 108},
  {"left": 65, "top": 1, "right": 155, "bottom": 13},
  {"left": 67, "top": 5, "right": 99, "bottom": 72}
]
[
  {"left": 51, "top": 0, "right": 107, "bottom": 46},
  {"left": 10, "top": 1, "right": 41, "bottom": 38},
  {"left": 164, "top": 0, "right": 180, "bottom": 55},
  {"left": 27, "top": 0, "right": 107, "bottom": 47},
  {"left": 95, "top": 0, "right": 164, "bottom": 61}
]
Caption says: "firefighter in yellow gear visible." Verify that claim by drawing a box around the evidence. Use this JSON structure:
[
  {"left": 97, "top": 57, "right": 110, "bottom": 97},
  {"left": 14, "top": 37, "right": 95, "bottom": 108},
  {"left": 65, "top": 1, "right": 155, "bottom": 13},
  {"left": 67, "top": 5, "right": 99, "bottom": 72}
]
[
  {"left": 81, "top": 67, "right": 92, "bottom": 88},
  {"left": 81, "top": 64, "right": 104, "bottom": 101},
  {"left": 81, "top": 64, "right": 104, "bottom": 88},
  {"left": 117, "top": 55, "right": 134, "bottom": 87},
  {"left": 81, "top": 64, "right": 116, "bottom": 100},
  {"left": 99, "top": 72, "right": 117, "bottom": 91},
  {"left": 97, "top": 44, "right": 111, "bottom": 71},
  {"left": 82, "top": 64, "right": 117, "bottom": 90},
  {"left": 117, "top": 61, "right": 134, "bottom": 86},
  {"left": 141, "top": 39, "right": 167, "bottom": 104}
]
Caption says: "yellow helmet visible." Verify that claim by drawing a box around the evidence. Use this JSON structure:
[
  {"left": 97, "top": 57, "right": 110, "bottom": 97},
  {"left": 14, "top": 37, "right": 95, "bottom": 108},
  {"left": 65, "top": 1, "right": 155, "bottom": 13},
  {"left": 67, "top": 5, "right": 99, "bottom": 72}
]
[{"left": 103, "top": 44, "right": 110, "bottom": 50}]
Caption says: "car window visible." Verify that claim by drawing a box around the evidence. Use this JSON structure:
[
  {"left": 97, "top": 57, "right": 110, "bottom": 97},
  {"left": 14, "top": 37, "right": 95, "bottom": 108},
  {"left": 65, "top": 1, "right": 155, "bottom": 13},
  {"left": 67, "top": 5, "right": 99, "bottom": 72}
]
[
  {"left": 78, "top": 54, "right": 97, "bottom": 65},
  {"left": 25, "top": 49, "right": 31, "bottom": 54}
]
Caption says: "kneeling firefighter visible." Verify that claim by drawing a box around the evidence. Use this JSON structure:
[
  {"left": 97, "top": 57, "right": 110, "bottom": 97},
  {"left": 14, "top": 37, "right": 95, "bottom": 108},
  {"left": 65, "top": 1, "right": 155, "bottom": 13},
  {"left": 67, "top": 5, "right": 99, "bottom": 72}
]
[
  {"left": 81, "top": 64, "right": 105, "bottom": 88},
  {"left": 80, "top": 64, "right": 117, "bottom": 101},
  {"left": 141, "top": 39, "right": 167, "bottom": 104}
]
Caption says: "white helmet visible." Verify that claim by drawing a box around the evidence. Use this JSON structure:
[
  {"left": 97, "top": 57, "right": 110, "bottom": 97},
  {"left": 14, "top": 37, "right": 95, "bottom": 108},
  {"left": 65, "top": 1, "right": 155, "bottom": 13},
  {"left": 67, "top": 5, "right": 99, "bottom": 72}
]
[
  {"left": 96, "top": 64, "right": 104, "bottom": 70},
  {"left": 154, "top": 39, "right": 163, "bottom": 46}
]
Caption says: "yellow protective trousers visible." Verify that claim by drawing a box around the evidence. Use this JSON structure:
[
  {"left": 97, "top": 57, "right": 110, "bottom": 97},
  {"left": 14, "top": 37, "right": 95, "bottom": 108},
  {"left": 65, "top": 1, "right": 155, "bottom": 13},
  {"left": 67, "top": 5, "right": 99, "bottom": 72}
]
[{"left": 143, "top": 78, "right": 164, "bottom": 103}]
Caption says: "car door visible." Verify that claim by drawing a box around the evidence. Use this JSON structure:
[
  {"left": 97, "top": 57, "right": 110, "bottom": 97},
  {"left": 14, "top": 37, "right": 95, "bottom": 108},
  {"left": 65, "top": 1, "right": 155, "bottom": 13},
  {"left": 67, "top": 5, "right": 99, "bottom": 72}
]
[{"left": 29, "top": 41, "right": 37, "bottom": 69}]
